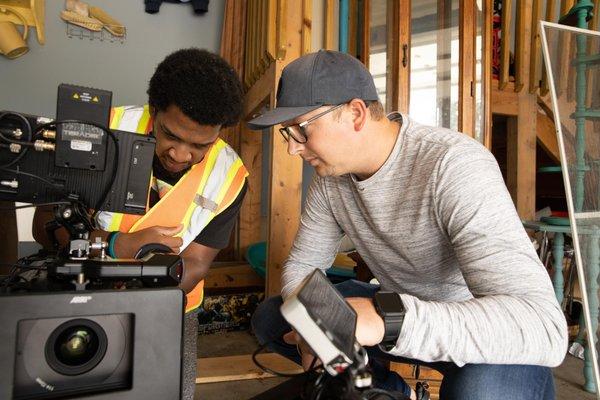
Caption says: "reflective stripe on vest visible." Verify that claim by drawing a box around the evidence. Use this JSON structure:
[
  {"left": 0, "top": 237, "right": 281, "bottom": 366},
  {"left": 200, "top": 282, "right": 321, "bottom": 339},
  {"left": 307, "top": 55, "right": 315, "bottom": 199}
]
[{"left": 96, "top": 106, "right": 248, "bottom": 313}]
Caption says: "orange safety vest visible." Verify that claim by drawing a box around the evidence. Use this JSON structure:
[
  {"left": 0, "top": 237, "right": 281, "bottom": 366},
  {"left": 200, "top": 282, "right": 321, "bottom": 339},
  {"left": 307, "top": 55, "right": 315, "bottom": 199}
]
[{"left": 96, "top": 106, "right": 248, "bottom": 313}]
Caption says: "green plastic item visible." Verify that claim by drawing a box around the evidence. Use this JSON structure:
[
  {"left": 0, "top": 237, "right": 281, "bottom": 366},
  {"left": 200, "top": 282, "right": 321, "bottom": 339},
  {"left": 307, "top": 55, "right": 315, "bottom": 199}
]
[
  {"left": 540, "top": 216, "right": 571, "bottom": 226},
  {"left": 538, "top": 166, "right": 562, "bottom": 173},
  {"left": 246, "top": 242, "right": 356, "bottom": 280}
]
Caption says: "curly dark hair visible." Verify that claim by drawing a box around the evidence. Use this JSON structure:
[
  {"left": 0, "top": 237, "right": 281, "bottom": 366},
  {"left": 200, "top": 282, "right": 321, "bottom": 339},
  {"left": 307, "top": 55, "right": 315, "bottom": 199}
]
[{"left": 148, "top": 48, "right": 243, "bottom": 128}]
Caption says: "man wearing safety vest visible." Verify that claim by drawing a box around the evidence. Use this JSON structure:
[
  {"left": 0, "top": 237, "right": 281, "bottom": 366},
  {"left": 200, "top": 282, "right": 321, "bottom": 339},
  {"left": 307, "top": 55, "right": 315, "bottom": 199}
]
[{"left": 33, "top": 48, "right": 247, "bottom": 400}]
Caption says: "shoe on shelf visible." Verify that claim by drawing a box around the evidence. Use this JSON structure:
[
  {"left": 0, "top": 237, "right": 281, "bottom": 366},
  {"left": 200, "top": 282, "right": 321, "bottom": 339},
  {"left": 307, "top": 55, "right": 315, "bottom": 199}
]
[
  {"left": 62, "top": 0, "right": 125, "bottom": 37},
  {"left": 65, "top": 0, "right": 89, "bottom": 17},
  {"left": 89, "top": 6, "right": 125, "bottom": 37},
  {"left": 60, "top": 10, "right": 103, "bottom": 31}
]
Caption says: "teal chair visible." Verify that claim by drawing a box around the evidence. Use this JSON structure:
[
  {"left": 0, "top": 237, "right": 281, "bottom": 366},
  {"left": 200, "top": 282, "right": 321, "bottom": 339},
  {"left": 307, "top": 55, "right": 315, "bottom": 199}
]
[{"left": 246, "top": 241, "right": 356, "bottom": 284}]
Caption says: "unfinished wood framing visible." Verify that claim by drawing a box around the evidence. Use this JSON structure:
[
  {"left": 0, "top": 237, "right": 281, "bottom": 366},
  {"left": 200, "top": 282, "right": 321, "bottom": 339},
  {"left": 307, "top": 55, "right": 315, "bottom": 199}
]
[
  {"left": 499, "top": 0, "right": 512, "bottom": 89},
  {"left": 239, "top": 123, "right": 263, "bottom": 255},
  {"left": 218, "top": 0, "right": 247, "bottom": 260},
  {"left": 539, "top": 0, "right": 558, "bottom": 96},
  {"left": 506, "top": 92, "right": 537, "bottom": 220},
  {"left": 265, "top": 1, "right": 305, "bottom": 297},
  {"left": 238, "top": 64, "right": 276, "bottom": 284},
  {"left": 265, "top": 96, "right": 303, "bottom": 296},
  {"left": 492, "top": 80, "right": 519, "bottom": 115},
  {"left": 258, "top": 0, "right": 266, "bottom": 75},
  {"left": 302, "top": 0, "right": 312, "bottom": 55},
  {"left": 492, "top": 0, "right": 539, "bottom": 220},
  {"left": 244, "top": 1, "right": 255, "bottom": 88},
  {"left": 243, "top": 62, "right": 276, "bottom": 119},
  {"left": 397, "top": 0, "right": 410, "bottom": 114},
  {"left": 274, "top": 0, "right": 287, "bottom": 60},
  {"left": 506, "top": 117, "right": 519, "bottom": 207},
  {"left": 492, "top": 80, "right": 559, "bottom": 165},
  {"left": 585, "top": 0, "right": 599, "bottom": 106},
  {"left": 386, "top": 0, "right": 410, "bottom": 113},
  {"left": 518, "top": 91, "right": 537, "bottom": 223},
  {"left": 483, "top": 0, "right": 492, "bottom": 149},
  {"left": 514, "top": 0, "right": 532, "bottom": 92},
  {"left": 560, "top": 0, "right": 576, "bottom": 19},
  {"left": 325, "top": 0, "right": 337, "bottom": 50},
  {"left": 536, "top": 112, "right": 559, "bottom": 163},
  {"left": 348, "top": 0, "right": 358, "bottom": 56},
  {"left": 528, "top": 0, "right": 542, "bottom": 93},
  {"left": 556, "top": 0, "right": 575, "bottom": 98},
  {"left": 244, "top": 0, "right": 285, "bottom": 89},
  {"left": 239, "top": 61, "right": 277, "bottom": 260},
  {"left": 459, "top": 0, "right": 476, "bottom": 136},
  {"left": 204, "top": 263, "right": 264, "bottom": 291},
  {"left": 360, "top": 0, "right": 370, "bottom": 68}
]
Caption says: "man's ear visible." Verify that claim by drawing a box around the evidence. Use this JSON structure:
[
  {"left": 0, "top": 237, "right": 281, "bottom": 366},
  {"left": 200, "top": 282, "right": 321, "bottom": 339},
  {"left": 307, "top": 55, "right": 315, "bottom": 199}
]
[
  {"left": 149, "top": 105, "right": 156, "bottom": 117},
  {"left": 349, "top": 98, "right": 368, "bottom": 132}
]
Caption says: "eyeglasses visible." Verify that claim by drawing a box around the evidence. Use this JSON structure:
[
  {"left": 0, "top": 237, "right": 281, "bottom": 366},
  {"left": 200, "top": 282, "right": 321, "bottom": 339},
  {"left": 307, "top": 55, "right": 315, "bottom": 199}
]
[{"left": 278, "top": 103, "right": 345, "bottom": 144}]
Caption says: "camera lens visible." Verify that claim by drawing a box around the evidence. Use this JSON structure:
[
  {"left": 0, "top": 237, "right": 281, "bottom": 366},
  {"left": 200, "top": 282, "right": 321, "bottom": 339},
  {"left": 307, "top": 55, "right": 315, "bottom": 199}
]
[
  {"left": 45, "top": 319, "right": 108, "bottom": 376},
  {"left": 56, "top": 327, "right": 97, "bottom": 365}
]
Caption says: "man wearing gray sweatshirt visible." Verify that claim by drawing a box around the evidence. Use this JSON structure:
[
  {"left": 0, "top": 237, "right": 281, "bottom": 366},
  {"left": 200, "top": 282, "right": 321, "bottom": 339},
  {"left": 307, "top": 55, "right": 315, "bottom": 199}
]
[{"left": 248, "top": 50, "right": 567, "bottom": 400}]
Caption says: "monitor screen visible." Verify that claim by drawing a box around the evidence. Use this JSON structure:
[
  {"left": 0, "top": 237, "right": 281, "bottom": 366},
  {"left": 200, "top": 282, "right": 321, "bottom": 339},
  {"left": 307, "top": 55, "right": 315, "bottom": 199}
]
[{"left": 297, "top": 270, "right": 357, "bottom": 359}]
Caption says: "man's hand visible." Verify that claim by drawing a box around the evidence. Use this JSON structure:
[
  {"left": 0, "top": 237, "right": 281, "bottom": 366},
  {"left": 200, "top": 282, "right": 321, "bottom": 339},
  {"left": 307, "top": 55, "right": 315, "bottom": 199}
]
[
  {"left": 283, "top": 330, "right": 320, "bottom": 371},
  {"left": 346, "top": 297, "right": 386, "bottom": 346},
  {"left": 281, "top": 297, "right": 386, "bottom": 371},
  {"left": 113, "top": 225, "right": 183, "bottom": 258}
]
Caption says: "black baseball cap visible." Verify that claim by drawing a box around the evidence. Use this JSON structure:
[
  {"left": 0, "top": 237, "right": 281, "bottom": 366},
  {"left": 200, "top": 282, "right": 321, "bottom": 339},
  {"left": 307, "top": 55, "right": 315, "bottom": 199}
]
[{"left": 247, "top": 50, "right": 379, "bottom": 130}]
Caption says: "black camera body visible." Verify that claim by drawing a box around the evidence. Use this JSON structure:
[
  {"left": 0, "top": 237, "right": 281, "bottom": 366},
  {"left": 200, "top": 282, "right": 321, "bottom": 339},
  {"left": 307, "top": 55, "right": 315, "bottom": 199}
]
[
  {"left": 0, "top": 85, "right": 186, "bottom": 400},
  {"left": 1, "top": 289, "right": 184, "bottom": 400},
  {"left": 0, "top": 111, "right": 155, "bottom": 215}
]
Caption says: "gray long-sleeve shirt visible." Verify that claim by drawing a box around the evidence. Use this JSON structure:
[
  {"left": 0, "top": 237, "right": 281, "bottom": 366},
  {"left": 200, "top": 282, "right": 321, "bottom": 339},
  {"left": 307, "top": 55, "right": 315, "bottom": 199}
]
[{"left": 282, "top": 113, "right": 568, "bottom": 367}]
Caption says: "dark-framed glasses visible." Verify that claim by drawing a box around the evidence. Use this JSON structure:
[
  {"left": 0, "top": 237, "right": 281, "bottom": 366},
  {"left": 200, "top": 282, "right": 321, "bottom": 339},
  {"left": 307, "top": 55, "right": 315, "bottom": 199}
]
[{"left": 278, "top": 103, "right": 345, "bottom": 144}]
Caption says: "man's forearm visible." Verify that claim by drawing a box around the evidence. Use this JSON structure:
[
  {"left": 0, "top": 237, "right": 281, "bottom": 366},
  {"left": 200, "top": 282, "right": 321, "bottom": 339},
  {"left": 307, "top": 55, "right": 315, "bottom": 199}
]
[
  {"left": 391, "top": 292, "right": 568, "bottom": 367},
  {"left": 178, "top": 243, "right": 220, "bottom": 293},
  {"left": 179, "top": 255, "right": 210, "bottom": 294}
]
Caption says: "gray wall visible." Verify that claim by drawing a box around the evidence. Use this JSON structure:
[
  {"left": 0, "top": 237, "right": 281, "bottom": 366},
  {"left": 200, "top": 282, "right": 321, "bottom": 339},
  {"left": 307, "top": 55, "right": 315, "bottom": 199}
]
[{"left": 0, "top": 0, "right": 225, "bottom": 117}]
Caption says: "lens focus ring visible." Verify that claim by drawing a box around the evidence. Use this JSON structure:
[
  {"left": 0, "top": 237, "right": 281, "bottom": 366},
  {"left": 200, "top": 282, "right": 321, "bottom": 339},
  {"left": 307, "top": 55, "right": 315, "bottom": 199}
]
[{"left": 45, "top": 319, "right": 108, "bottom": 376}]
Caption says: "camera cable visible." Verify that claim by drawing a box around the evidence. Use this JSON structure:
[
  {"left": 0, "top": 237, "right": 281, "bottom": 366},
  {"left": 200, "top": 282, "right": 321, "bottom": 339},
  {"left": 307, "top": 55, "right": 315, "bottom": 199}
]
[
  {"left": 0, "top": 111, "right": 33, "bottom": 169},
  {"left": 0, "top": 200, "right": 72, "bottom": 211},
  {"left": 252, "top": 341, "right": 321, "bottom": 378}
]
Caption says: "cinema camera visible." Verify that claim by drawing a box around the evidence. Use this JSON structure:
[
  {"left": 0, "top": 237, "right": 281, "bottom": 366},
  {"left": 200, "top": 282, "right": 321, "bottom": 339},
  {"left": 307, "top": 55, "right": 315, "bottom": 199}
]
[
  {"left": 0, "top": 85, "right": 185, "bottom": 400},
  {"left": 252, "top": 270, "right": 414, "bottom": 400}
]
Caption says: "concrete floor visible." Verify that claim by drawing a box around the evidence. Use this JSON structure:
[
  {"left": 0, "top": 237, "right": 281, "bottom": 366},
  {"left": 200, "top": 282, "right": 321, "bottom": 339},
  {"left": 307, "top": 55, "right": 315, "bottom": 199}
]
[{"left": 195, "top": 330, "right": 598, "bottom": 400}]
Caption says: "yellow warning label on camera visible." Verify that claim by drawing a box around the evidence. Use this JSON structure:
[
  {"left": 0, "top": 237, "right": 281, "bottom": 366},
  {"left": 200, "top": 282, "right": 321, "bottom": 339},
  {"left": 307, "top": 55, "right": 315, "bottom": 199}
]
[{"left": 71, "top": 91, "right": 101, "bottom": 103}]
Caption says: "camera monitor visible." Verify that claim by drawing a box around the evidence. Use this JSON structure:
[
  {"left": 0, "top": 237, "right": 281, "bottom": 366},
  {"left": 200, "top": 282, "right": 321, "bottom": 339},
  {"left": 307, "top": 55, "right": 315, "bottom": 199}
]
[
  {"left": 0, "top": 84, "right": 155, "bottom": 214},
  {"left": 280, "top": 269, "right": 358, "bottom": 376}
]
